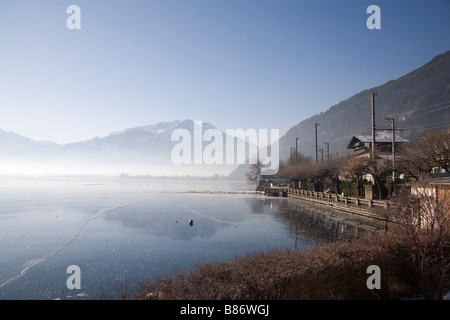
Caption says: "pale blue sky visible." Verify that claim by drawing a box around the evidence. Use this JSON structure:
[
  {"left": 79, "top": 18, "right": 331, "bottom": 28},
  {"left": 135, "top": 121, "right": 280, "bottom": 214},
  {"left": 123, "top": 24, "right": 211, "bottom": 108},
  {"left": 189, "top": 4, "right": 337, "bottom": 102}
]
[{"left": 1, "top": 0, "right": 449, "bottom": 144}]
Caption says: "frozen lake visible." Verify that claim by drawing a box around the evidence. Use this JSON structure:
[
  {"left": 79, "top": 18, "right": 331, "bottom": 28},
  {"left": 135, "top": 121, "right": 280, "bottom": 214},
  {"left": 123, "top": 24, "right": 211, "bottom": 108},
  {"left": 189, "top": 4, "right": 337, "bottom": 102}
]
[{"left": 0, "top": 177, "right": 378, "bottom": 300}]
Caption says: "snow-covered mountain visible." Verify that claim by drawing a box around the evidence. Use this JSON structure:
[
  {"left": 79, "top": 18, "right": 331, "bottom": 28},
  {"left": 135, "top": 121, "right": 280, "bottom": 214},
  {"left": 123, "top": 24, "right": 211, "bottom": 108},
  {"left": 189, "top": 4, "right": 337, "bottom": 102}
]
[
  {"left": 0, "top": 120, "right": 240, "bottom": 177},
  {"left": 107, "top": 120, "right": 182, "bottom": 139}
]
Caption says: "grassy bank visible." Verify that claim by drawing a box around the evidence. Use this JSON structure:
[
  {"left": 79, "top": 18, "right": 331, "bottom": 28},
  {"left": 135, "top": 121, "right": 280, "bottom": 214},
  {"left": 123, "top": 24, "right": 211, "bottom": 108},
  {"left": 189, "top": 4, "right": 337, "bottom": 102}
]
[{"left": 128, "top": 233, "right": 431, "bottom": 300}]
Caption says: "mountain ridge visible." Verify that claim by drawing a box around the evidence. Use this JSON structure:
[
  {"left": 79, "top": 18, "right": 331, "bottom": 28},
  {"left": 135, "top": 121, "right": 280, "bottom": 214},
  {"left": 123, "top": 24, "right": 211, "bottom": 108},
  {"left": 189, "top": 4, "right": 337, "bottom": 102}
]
[
  {"left": 0, "top": 119, "right": 239, "bottom": 176},
  {"left": 278, "top": 50, "right": 450, "bottom": 162}
]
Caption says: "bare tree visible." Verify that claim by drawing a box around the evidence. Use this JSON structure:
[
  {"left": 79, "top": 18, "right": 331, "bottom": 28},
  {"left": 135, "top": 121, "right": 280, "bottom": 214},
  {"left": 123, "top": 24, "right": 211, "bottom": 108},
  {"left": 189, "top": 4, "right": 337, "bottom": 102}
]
[
  {"left": 397, "top": 143, "right": 431, "bottom": 180},
  {"left": 315, "top": 158, "right": 345, "bottom": 194},
  {"left": 340, "top": 157, "right": 370, "bottom": 197},
  {"left": 398, "top": 129, "right": 450, "bottom": 179},
  {"left": 246, "top": 159, "right": 266, "bottom": 191},
  {"left": 421, "top": 129, "right": 450, "bottom": 173},
  {"left": 368, "top": 158, "right": 392, "bottom": 199},
  {"left": 277, "top": 158, "right": 317, "bottom": 190},
  {"left": 389, "top": 182, "right": 450, "bottom": 299}
]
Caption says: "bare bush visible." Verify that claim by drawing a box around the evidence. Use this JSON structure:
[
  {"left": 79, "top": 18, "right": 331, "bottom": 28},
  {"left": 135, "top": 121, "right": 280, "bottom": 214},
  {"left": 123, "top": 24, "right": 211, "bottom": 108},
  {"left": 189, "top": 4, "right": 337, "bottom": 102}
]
[
  {"left": 129, "top": 234, "right": 417, "bottom": 300},
  {"left": 389, "top": 183, "right": 450, "bottom": 299}
]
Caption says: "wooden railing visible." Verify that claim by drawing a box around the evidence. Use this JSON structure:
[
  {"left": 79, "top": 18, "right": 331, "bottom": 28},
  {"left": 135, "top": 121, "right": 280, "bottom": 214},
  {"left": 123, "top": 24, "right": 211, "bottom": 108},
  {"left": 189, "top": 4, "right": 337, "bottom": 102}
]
[{"left": 266, "top": 187, "right": 391, "bottom": 211}]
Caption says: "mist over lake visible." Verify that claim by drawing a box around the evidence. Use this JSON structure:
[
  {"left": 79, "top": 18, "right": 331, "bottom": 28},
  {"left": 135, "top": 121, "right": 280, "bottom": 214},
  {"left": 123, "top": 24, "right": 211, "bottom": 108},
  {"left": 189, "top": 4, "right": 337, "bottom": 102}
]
[{"left": 0, "top": 177, "right": 380, "bottom": 300}]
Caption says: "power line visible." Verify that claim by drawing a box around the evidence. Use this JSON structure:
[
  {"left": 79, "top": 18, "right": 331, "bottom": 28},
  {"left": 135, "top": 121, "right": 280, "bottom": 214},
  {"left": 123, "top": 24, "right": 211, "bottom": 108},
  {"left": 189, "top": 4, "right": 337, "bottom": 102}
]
[
  {"left": 387, "top": 100, "right": 450, "bottom": 118},
  {"left": 406, "top": 119, "right": 449, "bottom": 128},
  {"left": 403, "top": 121, "right": 450, "bottom": 131},
  {"left": 404, "top": 104, "right": 450, "bottom": 120}
]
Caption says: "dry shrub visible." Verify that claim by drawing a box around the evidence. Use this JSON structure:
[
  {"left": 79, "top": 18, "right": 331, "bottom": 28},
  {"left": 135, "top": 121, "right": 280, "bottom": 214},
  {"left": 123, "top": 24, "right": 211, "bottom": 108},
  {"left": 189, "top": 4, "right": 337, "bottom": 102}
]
[
  {"left": 130, "top": 233, "right": 420, "bottom": 300},
  {"left": 389, "top": 184, "right": 450, "bottom": 299}
]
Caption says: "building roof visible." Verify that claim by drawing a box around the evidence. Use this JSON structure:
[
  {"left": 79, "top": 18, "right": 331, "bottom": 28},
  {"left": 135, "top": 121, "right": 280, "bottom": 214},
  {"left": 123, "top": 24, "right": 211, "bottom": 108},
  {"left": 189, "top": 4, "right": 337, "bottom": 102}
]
[
  {"left": 428, "top": 175, "right": 450, "bottom": 186},
  {"left": 347, "top": 132, "right": 409, "bottom": 149},
  {"left": 407, "top": 174, "right": 450, "bottom": 187}
]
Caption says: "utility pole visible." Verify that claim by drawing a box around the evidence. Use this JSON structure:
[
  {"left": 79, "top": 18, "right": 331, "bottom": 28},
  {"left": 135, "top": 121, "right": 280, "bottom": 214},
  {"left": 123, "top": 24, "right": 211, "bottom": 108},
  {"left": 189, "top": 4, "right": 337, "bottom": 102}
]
[
  {"left": 386, "top": 117, "right": 396, "bottom": 182},
  {"left": 290, "top": 147, "right": 295, "bottom": 165},
  {"left": 323, "top": 142, "right": 329, "bottom": 165},
  {"left": 295, "top": 137, "right": 299, "bottom": 165},
  {"left": 314, "top": 123, "right": 319, "bottom": 163},
  {"left": 371, "top": 91, "right": 378, "bottom": 161}
]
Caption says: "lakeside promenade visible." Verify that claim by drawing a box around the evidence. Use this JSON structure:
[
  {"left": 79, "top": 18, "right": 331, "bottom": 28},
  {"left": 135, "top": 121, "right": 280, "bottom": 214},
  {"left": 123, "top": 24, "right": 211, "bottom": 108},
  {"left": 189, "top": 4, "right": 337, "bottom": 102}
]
[{"left": 264, "top": 187, "right": 393, "bottom": 231}]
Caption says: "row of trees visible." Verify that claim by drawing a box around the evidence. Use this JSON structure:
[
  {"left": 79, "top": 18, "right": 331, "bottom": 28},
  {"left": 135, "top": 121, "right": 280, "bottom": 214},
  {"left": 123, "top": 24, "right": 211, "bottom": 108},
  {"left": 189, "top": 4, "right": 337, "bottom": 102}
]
[
  {"left": 275, "top": 129, "right": 449, "bottom": 199},
  {"left": 277, "top": 155, "right": 391, "bottom": 198}
]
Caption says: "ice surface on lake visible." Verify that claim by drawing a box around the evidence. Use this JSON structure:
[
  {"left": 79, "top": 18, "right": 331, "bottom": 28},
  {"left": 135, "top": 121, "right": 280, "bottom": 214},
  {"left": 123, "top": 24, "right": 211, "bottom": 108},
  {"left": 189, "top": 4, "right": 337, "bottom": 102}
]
[{"left": 0, "top": 177, "right": 377, "bottom": 299}]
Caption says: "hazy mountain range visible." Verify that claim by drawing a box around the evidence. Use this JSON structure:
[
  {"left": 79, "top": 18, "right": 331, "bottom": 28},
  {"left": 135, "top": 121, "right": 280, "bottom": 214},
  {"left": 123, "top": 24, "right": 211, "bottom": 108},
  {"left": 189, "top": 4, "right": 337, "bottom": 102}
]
[
  {"left": 0, "top": 120, "right": 240, "bottom": 176},
  {"left": 1, "top": 51, "right": 449, "bottom": 178}
]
